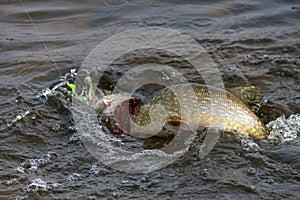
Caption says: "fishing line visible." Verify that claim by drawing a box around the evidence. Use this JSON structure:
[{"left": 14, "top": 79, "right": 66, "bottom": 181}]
[{"left": 18, "top": 0, "right": 63, "bottom": 76}]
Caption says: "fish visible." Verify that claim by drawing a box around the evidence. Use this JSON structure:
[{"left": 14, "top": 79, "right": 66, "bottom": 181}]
[{"left": 97, "top": 83, "right": 269, "bottom": 139}]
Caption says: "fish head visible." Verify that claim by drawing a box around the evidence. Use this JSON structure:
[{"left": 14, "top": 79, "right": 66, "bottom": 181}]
[
  {"left": 95, "top": 93, "right": 142, "bottom": 122},
  {"left": 95, "top": 93, "right": 142, "bottom": 135}
]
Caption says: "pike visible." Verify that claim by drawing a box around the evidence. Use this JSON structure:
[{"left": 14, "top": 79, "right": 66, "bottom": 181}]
[
  {"left": 93, "top": 83, "right": 269, "bottom": 139},
  {"left": 69, "top": 83, "right": 269, "bottom": 139}
]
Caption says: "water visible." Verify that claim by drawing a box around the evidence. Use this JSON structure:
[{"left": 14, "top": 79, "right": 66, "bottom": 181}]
[{"left": 1, "top": 0, "right": 300, "bottom": 199}]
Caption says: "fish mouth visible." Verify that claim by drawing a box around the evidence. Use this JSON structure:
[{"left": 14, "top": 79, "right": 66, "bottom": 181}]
[{"left": 96, "top": 94, "right": 141, "bottom": 135}]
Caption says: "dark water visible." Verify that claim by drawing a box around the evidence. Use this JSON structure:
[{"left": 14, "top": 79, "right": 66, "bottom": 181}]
[{"left": 1, "top": 0, "right": 300, "bottom": 199}]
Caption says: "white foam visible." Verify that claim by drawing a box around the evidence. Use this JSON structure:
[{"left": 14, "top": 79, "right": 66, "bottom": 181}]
[
  {"left": 267, "top": 113, "right": 300, "bottom": 143},
  {"left": 24, "top": 178, "right": 60, "bottom": 193},
  {"left": 67, "top": 173, "right": 81, "bottom": 181}
]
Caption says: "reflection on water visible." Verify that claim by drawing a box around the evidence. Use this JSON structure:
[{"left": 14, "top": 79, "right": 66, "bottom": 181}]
[{"left": 1, "top": 0, "right": 300, "bottom": 199}]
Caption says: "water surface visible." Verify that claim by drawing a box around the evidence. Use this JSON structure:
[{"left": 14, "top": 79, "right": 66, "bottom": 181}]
[{"left": 1, "top": 0, "right": 300, "bottom": 199}]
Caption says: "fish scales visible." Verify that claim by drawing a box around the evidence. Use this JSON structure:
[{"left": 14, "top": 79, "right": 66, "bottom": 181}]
[{"left": 133, "top": 84, "right": 268, "bottom": 139}]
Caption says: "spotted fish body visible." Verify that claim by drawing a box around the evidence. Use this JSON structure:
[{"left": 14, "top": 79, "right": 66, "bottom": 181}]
[{"left": 133, "top": 84, "right": 269, "bottom": 139}]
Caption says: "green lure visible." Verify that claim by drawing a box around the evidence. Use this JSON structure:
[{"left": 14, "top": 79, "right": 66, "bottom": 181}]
[{"left": 67, "top": 83, "right": 79, "bottom": 96}]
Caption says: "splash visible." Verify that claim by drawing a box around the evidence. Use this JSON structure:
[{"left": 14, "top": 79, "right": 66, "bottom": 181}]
[
  {"left": 6, "top": 69, "right": 77, "bottom": 128},
  {"left": 15, "top": 152, "right": 58, "bottom": 173},
  {"left": 24, "top": 178, "right": 60, "bottom": 193},
  {"left": 267, "top": 114, "right": 300, "bottom": 143},
  {"left": 240, "top": 114, "right": 300, "bottom": 152}
]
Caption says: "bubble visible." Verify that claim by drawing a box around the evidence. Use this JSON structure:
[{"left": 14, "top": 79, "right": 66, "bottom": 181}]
[
  {"left": 247, "top": 167, "right": 256, "bottom": 175},
  {"left": 47, "top": 152, "right": 58, "bottom": 160},
  {"left": 14, "top": 166, "right": 25, "bottom": 173},
  {"left": 15, "top": 195, "right": 28, "bottom": 200},
  {"left": 70, "top": 68, "right": 77, "bottom": 74},
  {"left": 6, "top": 122, "right": 12, "bottom": 127},
  {"left": 241, "top": 138, "right": 261, "bottom": 152},
  {"left": 67, "top": 173, "right": 81, "bottom": 181},
  {"left": 21, "top": 158, "right": 49, "bottom": 171},
  {"left": 42, "top": 88, "right": 52, "bottom": 98},
  {"left": 266, "top": 178, "right": 275, "bottom": 184},
  {"left": 31, "top": 114, "right": 36, "bottom": 120},
  {"left": 4, "top": 178, "right": 18, "bottom": 185},
  {"left": 249, "top": 185, "right": 256, "bottom": 190},
  {"left": 69, "top": 134, "right": 80, "bottom": 142},
  {"left": 90, "top": 164, "right": 101, "bottom": 175},
  {"left": 51, "top": 124, "right": 61, "bottom": 132}
]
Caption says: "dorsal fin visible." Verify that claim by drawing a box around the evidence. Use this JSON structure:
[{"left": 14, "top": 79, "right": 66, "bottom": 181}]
[{"left": 227, "top": 86, "right": 263, "bottom": 113}]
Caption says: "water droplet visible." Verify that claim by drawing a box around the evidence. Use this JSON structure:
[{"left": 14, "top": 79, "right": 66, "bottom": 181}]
[
  {"left": 31, "top": 114, "right": 36, "bottom": 120},
  {"left": 7, "top": 122, "right": 12, "bottom": 127},
  {"left": 69, "top": 134, "right": 79, "bottom": 141},
  {"left": 266, "top": 178, "right": 275, "bottom": 184},
  {"left": 250, "top": 185, "right": 256, "bottom": 190},
  {"left": 51, "top": 124, "right": 61, "bottom": 132},
  {"left": 47, "top": 152, "right": 58, "bottom": 160},
  {"left": 4, "top": 178, "right": 18, "bottom": 185},
  {"left": 67, "top": 173, "right": 81, "bottom": 181},
  {"left": 14, "top": 166, "right": 25, "bottom": 173},
  {"left": 247, "top": 167, "right": 256, "bottom": 175},
  {"left": 121, "top": 180, "right": 129, "bottom": 184}
]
